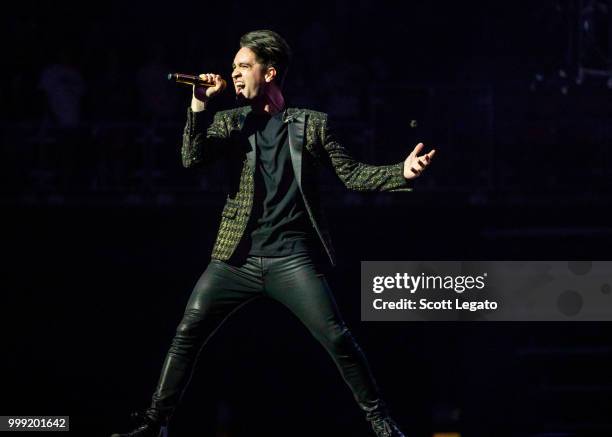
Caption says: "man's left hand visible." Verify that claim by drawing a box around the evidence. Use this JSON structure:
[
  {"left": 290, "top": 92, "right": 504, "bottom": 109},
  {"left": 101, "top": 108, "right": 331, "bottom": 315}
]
[{"left": 403, "top": 142, "right": 436, "bottom": 180}]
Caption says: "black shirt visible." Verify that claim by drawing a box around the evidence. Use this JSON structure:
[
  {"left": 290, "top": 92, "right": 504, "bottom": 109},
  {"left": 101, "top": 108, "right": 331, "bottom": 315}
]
[{"left": 247, "top": 111, "right": 315, "bottom": 256}]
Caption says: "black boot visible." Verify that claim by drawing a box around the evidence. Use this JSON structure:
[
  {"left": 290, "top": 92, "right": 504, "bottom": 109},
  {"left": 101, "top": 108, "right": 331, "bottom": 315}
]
[
  {"left": 368, "top": 415, "right": 405, "bottom": 437},
  {"left": 362, "top": 400, "right": 406, "bottom": 437},
  {"left": 110, "top": 411, "right": 167, "bottom": 437}
]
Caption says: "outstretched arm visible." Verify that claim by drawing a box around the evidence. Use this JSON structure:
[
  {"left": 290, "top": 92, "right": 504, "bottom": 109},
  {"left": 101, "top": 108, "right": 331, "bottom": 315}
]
[{"left": 322, "top": 115, "right": 435, "bottom": 192}]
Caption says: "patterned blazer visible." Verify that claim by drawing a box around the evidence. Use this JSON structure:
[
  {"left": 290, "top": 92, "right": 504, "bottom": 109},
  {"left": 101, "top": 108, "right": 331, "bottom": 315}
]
[{"left": 181, "top": 105, "right": 412, "bottom": 267}]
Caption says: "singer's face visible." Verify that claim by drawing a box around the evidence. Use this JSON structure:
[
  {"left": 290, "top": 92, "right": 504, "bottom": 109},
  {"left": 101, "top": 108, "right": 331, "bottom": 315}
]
[{"left": 231, "top": 47, "right": 267, "bottom": 100}]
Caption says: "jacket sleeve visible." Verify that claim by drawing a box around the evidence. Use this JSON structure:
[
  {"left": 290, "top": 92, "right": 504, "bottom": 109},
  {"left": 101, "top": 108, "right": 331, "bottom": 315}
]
[
  {"left": 320, "top": 114, "right": 413, "bottom": 192},
  {"left": 181, "top": 107, "right": 230, "bottom": 168}
]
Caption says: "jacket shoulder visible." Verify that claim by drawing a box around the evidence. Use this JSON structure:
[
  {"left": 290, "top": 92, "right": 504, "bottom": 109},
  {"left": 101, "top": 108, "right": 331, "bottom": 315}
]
[
  {"left": 296, "top": 108, "right": 327, "bottom": 119},
  {"left": 213, "top": 106, "right": 250, "bottom": 122},
  {"left": 288, "top": 108, "right": 328, "bottom": 127}
]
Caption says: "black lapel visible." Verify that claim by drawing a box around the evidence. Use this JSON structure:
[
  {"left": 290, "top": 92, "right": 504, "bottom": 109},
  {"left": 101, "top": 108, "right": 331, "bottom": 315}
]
[
  {"left": 287, "top": 109, "right": 305, "bottom": 190},
  {"left": 237, "top": 106, "right": 256, "bottom": 172}
]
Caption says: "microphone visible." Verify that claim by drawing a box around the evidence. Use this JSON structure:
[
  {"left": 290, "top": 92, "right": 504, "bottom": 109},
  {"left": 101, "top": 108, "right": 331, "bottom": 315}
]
[{"left": 167, "top": 73, "right": 227, "bottom": 90}]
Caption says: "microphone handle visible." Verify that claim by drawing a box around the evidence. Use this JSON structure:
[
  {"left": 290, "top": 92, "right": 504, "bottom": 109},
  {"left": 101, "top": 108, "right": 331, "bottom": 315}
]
[{"left": 168, "top": 73, "right": 217, "bottom": 87}]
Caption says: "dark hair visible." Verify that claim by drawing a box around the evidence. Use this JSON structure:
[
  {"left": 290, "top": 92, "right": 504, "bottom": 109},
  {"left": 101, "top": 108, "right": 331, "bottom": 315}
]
[{"left": 239, "top": 30, "right": 292, "bottom": 88}]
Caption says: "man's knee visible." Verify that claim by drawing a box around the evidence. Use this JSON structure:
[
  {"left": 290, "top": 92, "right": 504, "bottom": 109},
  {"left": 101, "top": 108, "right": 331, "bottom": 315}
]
[
  {"left": 169, "top": 309, "right": 207, "bottom": 354},
  {"left": 176, "top": 308, "right": 203, "bottom": 335},
  {"left": 321, "top": 324, "right": 359, "bottom": 353}
]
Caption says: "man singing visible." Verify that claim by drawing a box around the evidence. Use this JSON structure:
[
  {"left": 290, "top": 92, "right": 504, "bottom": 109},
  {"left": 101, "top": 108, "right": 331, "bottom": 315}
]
[{"left": 112, "top": 30, "right": 435, "bottom": 437}]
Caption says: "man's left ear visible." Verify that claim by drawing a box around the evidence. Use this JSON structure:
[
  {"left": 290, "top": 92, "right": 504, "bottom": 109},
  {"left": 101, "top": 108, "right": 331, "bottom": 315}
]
[{"left": 265, "top": 67, "right": 277, "bottom": 83}]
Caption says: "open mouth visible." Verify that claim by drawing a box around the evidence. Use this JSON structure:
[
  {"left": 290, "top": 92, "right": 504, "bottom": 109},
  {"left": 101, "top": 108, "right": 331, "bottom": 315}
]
[{"left": 234, "top": 83, "right": 245, "bottom": 95}]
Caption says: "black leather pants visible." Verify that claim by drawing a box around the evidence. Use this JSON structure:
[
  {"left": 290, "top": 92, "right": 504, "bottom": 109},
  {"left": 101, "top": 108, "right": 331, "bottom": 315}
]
[{"left": 148, "top": 252, "right": 384, "bottom": 423}]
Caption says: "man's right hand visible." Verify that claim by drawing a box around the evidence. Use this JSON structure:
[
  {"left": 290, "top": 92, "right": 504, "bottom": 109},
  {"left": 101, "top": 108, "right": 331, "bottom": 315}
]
[{"left": 191, "top": 73, "right": 226, "bottom": 112}]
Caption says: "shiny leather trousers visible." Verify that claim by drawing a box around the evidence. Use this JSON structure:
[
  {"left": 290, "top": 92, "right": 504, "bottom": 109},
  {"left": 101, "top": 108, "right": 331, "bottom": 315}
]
[{"left": 148, "top": 253, "right": 384, "bottom": 424}]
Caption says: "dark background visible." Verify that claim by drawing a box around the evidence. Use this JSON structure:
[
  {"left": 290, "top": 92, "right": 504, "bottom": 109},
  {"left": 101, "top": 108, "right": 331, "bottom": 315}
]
[{"left": 2, "top": 1, "right": 612, "bottom": 436}]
